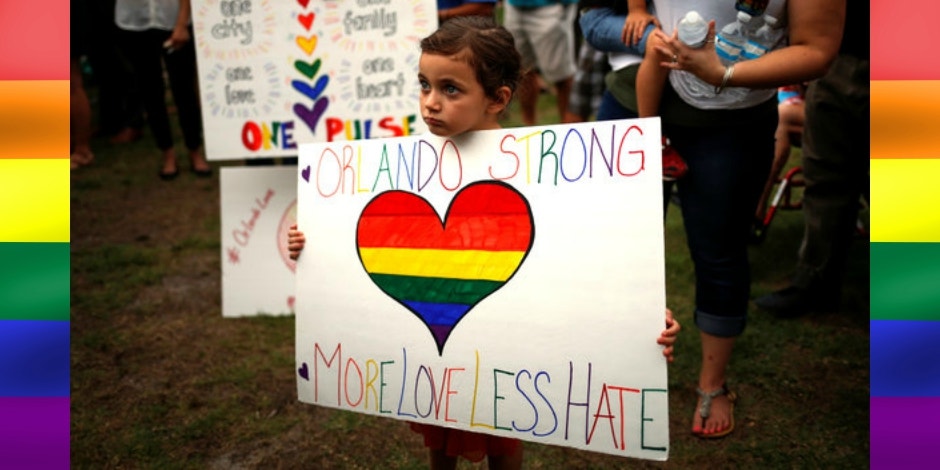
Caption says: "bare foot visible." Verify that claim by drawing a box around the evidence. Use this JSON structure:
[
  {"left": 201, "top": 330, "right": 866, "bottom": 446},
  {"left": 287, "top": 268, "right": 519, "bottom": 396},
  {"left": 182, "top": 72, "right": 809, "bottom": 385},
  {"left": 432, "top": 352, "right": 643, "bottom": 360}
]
[
  {"left": 70, "top": 148, "right": 94, "bottom": 170},
  {"left": 161, "top": 149, "right": 179, "bottom": 177},
  {"left": 189, "top": 150, "right": 212, "bottom": 174},
  {"left": 109, "top": 127, "right": 142, "bottom": 144}
]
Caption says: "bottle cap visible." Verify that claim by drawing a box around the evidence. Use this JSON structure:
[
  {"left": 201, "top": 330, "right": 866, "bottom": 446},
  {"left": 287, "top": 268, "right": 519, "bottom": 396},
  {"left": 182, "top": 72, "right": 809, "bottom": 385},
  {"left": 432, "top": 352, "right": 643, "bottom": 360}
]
[
  {"left": 737, "top": 11, "right": 753, "bottom": 23},
  {"left": 678, "top": 11, "right": 708, "bottom": 47}
]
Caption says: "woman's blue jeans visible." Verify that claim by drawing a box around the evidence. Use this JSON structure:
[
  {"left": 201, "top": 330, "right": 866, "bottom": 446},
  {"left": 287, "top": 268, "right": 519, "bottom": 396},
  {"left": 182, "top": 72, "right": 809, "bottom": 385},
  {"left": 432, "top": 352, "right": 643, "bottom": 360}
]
[
  {"left": 597, "top": 89, "right": 776, "bottom": 337},
  {"left": 668, "top": 111, "right": 775, "bottom": 337}
]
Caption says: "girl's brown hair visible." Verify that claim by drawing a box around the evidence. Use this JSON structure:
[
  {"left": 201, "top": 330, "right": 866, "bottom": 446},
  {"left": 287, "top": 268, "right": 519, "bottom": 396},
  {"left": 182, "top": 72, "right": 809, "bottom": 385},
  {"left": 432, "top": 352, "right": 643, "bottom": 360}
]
[{"left": 420, "top": 15, "right": 523, "bottom": 104}]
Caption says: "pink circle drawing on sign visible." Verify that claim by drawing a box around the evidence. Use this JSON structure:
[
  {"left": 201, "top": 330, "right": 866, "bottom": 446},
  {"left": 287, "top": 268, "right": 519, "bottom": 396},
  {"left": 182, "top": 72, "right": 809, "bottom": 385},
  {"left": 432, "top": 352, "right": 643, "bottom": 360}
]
[{"left": 277, "top": 199, "right": 298, "bottom": 272}]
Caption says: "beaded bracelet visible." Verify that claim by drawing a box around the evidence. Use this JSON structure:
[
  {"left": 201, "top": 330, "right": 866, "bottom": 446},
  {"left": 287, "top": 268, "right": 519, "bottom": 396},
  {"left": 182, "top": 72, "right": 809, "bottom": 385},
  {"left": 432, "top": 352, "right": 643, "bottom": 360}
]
[{"left": 714, "top": 64, "right": 735, "bottom": 95}]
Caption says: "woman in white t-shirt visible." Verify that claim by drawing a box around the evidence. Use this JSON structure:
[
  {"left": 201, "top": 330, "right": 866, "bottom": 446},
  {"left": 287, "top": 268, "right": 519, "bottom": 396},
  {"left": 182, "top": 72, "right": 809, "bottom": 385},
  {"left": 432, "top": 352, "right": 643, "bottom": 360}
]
[{"left": 587, "top": 0, "right": 844, "bottom": 439}]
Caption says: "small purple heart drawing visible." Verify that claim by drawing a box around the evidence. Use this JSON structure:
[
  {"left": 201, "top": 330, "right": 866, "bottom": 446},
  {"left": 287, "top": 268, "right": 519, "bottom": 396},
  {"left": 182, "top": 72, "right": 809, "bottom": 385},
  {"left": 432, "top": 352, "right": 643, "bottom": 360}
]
[
  {"left": 291, "top": 75, "right": 329, "bottom": 102},
  {"left": 298, "top": 362, "right": 309, "bottom": 380},
  {"left": 301, "top": 165, "right": 311, "bottom": 182},
  {"left": 294, "top": 96, "right": 329, "bottom": 135}
]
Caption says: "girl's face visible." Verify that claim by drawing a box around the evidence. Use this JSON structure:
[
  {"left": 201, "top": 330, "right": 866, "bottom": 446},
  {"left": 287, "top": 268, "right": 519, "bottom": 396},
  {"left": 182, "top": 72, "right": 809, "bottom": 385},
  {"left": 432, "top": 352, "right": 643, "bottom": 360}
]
[{"left": 418, "top": 52, "right": 508, "bottom": 137}]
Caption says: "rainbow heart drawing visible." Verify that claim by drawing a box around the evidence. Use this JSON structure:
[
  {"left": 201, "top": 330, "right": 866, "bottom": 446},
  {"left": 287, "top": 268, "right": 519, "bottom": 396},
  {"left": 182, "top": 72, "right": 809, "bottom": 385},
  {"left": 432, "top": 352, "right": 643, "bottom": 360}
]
[{"left": 356, "top": 181, "right": 535, "bottom": 355}]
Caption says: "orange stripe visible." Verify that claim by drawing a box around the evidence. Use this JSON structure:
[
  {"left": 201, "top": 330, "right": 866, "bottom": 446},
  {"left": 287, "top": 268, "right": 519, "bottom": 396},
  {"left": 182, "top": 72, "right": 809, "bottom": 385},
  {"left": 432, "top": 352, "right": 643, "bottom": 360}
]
[
  {"left": 0, "top": 81, "right": 70, "bottom": 159},
  {"left": 871, "top": 81, "right": 940, "bottom": 159}
]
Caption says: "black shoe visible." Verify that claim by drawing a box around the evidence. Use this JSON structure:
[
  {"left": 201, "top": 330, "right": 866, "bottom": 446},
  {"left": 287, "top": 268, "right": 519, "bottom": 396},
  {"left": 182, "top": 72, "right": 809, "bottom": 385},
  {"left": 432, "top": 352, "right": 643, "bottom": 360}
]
[
  {"left": 754, "top": 285, "right": 839, "bottom": 318},
  {"left": 159, "top": 169, "right": 179, "bottom": 181}
]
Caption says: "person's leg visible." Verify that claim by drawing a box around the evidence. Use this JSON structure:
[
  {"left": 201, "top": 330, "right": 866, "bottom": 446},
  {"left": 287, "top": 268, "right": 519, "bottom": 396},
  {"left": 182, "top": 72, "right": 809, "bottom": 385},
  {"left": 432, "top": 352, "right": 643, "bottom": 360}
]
[
  {"left": 427, "top": 448, "right": 457, "bottom": 470},
  {"left": 793, "top": 56, "right": 869, "bottom": 294},
  {"left": 756, "top": 99, "right": 803, "bottom": 220},
  {"left": 125, "top": 29, "right": 178, "bottom": 175},
  {"left": 163, "top": 27, "right": 210, "bottom": 174},
  {"left": 756, "top": 56, "right": 870, "bottom": 316},
  {"left": 502, "top": 3, "right": 538, "bottom": 125},
  {"left": 70, "top": 58, "right": 95, "bottom": 169},
  {"left": 487, "top": 443, "right": 523, "bottom": 470},
  {"left": 526, "top": 3, "right": 578, "bottom": 123},
  {"left": 517, "top": 70, "right": 540, "bottom": 126},
  {"left": 85, "top": 0, "right": 121, "bottom": 137},
  {"left": 579, "top": 8, "right": 644, "bottom": 55},
  {"left": 595, "top": 89, "right": 638, "bottom": 122},
  {"left": 693, "top": 332, "right": 735, "bottom": 435},
  {"left": 70, "top": 0, "right": 94, "bottom": 169},
  {"left": 113, "top": 31, "right": 147, "bottom": 143},
  {"left": 552, "top": 75, "right": 574, "bottom": 124},
  {"left": 636, "top": 27, "right": 667, "bottom": 118},
  {"left": 668, "top": 106, "right": 775, "bottom": 436},
  {"left": 563, "top": 41, "right": 598, "bottom": 123},
  {"left": 553, "top": 4, "right": 578, "bottom": 121}
]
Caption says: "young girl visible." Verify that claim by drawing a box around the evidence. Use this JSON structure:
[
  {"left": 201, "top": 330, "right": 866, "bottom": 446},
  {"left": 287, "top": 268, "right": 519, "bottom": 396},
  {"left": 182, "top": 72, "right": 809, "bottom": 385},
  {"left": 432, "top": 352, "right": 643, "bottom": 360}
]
[{"left": 288, "top": 15, "right": 680, "bottom": 469}]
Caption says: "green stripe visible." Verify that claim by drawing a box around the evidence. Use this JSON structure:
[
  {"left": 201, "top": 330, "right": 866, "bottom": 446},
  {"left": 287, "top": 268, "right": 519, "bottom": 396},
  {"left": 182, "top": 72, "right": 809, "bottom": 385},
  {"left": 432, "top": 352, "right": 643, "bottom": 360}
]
[
  {"left": 368, "top": 273, "right": 504, "bottom": 305},
  {"left": 0, "top": 242, "right": 70, "bottom": 321},
  {"left": 871, "top": 242, "right": 940, "bottom": 321}
]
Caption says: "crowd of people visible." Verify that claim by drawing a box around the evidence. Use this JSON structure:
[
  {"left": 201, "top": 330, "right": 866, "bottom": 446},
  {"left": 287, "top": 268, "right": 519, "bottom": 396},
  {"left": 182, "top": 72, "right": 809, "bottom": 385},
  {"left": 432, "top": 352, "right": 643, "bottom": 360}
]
[{"left": 72, "top": 1, "right": 866, "bottom": 468}]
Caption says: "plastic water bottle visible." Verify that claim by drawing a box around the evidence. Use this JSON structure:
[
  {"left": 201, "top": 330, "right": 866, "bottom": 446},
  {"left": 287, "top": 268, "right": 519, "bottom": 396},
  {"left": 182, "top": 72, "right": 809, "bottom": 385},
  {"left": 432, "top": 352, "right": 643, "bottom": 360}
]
[
  {"left": 742, "top": 15, "right": 781, "bottom": 60},
  {"left": 735, "top": 0, "right": 769, "bottom": 17},
  {"left": 677, "top": 11, "right": 709, "bottom": 48},
  {"left": 709, "top": 11, "right": 754, "bottom": 101},
  {"left": 715, "top": 11, "right": 753, "bottom": 64},
  {"left": 676, "top": 11, "right": 712, "bottom": 96},
  {"left": 742, "top": 13, "right": 764, "bottom": 38}
]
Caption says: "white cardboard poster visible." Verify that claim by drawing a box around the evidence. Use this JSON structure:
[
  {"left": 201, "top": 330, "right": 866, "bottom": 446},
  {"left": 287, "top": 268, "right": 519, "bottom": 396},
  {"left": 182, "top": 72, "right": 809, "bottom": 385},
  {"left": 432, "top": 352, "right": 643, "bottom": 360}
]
[
  {"left": 192, "top": 0, "right": 435, "bottom": 160},
  {"left": 220, "top": 166, "right": 298, "bottom": 317},
  {"left": 294, "top": 119, "right": 670, "bottom": 460}
]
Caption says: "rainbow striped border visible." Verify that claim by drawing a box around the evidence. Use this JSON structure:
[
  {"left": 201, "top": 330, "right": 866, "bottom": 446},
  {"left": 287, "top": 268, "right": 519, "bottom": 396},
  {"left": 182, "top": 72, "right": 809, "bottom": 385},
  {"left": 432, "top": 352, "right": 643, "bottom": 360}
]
[
  {"left": 0, "top": 1, "right": 70, "bottom": 467},
  {"left": 870, "top": 1, "right": 940, "bottom": 468},
  {"left": 1, "top": 2, "right": 933, "bottom": 467}
]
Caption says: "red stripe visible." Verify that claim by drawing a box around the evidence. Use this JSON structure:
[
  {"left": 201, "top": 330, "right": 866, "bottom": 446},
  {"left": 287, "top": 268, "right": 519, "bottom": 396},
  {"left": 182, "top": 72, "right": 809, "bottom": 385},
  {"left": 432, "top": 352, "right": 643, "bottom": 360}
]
[
  {"left": 357, "top": 214, "right": 533, "bottom": 250},
  {"left": 448, "top": 182, "right": 531, "bottom": 217},
  {"left": 358, "top": 183, "right": 533, "bottom": 250},
  {"left": 360, "top": 190, "right": 436, "bottom": 217},
  {"left": 871, "top": 1, "right": 940, "bottom": 80},
  {"left": 0, "top": 3, "right": 69, "bottom": 80}
]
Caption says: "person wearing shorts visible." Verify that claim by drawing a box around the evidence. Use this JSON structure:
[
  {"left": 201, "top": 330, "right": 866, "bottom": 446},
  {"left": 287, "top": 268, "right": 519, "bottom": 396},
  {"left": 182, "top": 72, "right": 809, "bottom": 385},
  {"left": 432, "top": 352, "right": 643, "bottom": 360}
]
[{"left": 503, "top": 0, "right": 579, "bottom": 125}]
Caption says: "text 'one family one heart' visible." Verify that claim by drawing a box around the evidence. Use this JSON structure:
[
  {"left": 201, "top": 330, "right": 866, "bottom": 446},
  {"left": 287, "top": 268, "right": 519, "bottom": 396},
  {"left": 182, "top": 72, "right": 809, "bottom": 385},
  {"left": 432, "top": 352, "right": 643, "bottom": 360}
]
[{"left": 356, "top": 181, "right": 535, "bottom": 354}]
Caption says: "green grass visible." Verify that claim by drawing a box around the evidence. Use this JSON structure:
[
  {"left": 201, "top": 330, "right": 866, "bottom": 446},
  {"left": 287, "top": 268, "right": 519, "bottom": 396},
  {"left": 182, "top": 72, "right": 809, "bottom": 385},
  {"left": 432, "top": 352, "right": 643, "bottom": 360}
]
[{"left": 71, "top": 90, "right": 868, "bottom": 468}]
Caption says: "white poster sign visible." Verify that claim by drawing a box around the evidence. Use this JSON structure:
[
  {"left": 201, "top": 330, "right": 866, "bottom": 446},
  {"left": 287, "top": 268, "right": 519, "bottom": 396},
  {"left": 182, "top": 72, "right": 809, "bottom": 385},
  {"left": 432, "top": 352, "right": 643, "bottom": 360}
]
[
  {"left": 294, "top": 119, "right": 670, "bottom": 460},
  {"left": 220, "top": 166, "right": 297, "bottom": 317},
  {"left": 192, "top": 0, "right": 436, "bottom": 160}
]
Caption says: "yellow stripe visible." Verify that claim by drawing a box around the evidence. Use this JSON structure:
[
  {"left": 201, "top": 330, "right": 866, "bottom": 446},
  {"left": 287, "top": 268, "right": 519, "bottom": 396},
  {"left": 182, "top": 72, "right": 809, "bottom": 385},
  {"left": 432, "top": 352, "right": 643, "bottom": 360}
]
[
  {"left": 359, "top": 247, "right": 526, "bottom": 281},
  {"left": 871, "top": 159, "right": 940, "bottom": 242},
  {"left": 871, "top": 80, "right": 940, "bottom": 159},
  {"left": 0, "top": 159, "right": 70, "bottom": 242},
  {"left": 0, "top": 81, "right": 69, "bottom": 159}
]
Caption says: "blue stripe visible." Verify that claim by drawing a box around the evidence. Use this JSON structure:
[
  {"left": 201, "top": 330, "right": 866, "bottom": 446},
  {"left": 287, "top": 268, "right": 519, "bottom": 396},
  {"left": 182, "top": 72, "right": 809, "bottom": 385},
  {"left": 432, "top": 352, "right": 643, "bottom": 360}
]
[
  {"left": 403, "top": 300, "right": 471, "bottom": 326},
  {"left": 871, "top": 320, "right": 940, "bottom": 397},
  {"left": 0, "top": 320, "right": 70, "bottom": 397}
]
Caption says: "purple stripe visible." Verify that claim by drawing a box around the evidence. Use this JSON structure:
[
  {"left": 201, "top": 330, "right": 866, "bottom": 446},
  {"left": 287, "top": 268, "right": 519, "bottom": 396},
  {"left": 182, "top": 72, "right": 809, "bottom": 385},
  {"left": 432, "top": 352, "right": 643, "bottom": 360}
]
[
  {"left": 871, "top": 397, "right": 940, "bottom": 469},
  {"left": 0, "top": 397, "right": 69, "bottom": 468}
]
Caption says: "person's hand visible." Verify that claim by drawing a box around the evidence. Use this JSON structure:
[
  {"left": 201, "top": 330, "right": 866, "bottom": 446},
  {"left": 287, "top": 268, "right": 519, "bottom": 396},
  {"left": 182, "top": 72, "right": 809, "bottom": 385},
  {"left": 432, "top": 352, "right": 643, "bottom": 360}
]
[
  {"left": 288, "top": 224, "right": 306, "bottom": 260},
  {"left": 658, "top": 308, "right": 681, "bottom": 362},
  {"left": 653, "top": 21, "right": 725, "bottom": 87},
  {"left": 622, "top": 12, "right": 660, "bottom": 46},
  {"left": 166, "top": 25, "right": 191, "bottom": 52}
]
